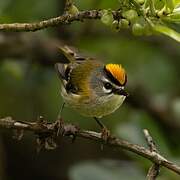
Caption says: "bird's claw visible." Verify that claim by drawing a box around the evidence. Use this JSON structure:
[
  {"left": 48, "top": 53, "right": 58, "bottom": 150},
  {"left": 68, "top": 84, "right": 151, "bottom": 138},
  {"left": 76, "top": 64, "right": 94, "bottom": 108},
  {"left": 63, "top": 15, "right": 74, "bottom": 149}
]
[{"left": 54, "top": 117, "right": 64, "bottom": 136}]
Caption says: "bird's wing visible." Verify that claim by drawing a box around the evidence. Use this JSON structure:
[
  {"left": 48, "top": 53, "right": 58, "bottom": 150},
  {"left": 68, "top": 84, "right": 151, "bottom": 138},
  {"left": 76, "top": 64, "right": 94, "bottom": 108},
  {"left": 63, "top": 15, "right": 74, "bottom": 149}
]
[
  {"left": 55, "top": 45, "right": 90, "bottom": 84},
  {"left": 55, "top": 63, "right": 70, "bottom": 82},
  {"left": 55, "top": 63, "right": 80, "bottom": 94},
  {"left": 55, "top": 46, "right": 101, "bottom": 95}
]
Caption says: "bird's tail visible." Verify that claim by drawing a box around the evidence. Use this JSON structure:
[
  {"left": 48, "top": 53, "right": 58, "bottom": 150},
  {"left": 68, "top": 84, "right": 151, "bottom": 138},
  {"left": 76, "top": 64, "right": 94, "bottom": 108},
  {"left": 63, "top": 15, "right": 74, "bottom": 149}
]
[{"left": 59, "top": 45, "right": 86, "bottom": 63}]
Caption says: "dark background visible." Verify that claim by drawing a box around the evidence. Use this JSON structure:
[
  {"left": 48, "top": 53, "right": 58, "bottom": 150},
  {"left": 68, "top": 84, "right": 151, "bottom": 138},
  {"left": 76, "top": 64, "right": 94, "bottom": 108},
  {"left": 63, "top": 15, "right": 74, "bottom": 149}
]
[{"left": 0, "top": 0, "right": 180, "bottom": 180}]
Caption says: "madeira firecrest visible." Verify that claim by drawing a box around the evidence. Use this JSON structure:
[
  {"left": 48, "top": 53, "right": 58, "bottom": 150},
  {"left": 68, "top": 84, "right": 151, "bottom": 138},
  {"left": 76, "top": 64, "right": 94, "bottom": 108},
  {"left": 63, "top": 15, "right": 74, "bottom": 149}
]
[{"left": 55, "top": 46, "right": 128, "bottom": 139}]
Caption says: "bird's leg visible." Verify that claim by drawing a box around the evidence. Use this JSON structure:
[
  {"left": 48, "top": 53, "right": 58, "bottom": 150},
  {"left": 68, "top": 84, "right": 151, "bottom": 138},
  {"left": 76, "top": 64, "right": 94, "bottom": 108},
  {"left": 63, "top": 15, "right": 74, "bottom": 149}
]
[
  {"left": 55, "top": 102, "right": 65, "bottom": 136},
  {"left": 58, "top": 102, "right": 65, "bottom": 119},
  {"left": 55, "top": 103, "right": 78, "bottom": 142},
  {"left": 94, "top": 117, "right": 111, "bottom": 142}
]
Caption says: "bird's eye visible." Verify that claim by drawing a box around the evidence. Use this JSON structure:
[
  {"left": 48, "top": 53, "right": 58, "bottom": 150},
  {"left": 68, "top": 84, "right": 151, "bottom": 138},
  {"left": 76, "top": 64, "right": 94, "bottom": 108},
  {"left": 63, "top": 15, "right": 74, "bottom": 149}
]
[{"left": 104, "top": 82, "right": 112, "bottom": 89}]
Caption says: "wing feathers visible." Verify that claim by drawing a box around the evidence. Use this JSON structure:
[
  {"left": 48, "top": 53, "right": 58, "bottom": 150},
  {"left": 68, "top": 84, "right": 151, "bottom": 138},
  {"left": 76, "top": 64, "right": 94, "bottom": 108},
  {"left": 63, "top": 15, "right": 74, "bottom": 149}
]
[{"left": 55, "top": 63, "right": 69, "bottom": 81}]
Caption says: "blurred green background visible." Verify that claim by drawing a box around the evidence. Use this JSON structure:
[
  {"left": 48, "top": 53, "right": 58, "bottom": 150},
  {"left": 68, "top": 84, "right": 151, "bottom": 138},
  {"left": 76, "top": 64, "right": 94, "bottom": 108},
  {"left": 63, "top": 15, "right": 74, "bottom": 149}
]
[{"left": 0, "top": 0, "right": 180, "bottom": 180}]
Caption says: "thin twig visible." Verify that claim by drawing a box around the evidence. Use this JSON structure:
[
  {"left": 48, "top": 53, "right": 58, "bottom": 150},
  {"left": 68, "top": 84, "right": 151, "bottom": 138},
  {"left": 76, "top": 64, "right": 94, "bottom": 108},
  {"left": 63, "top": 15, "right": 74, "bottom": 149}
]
[
  {"left": 0, "top": 117, "right": 180, "bottom": 176},
  {"left": 147, "top": 164, "right": 160, "bottom": 180},
  {"left": 144, "top": 129, "right": 158, "bottom": 152},
  {"left": 144, "top": 129, "right": 160, "bottom": 180},
  {"left": 0, "top": 8, "right": 124, "bottom": 32},
  {"left": 0, "top": 10, "right": 102, "bottom": 32}
]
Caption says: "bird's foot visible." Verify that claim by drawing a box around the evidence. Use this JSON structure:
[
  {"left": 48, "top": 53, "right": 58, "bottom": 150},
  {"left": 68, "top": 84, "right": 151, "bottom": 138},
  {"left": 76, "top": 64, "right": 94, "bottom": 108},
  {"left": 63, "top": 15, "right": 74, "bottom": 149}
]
[
  {"left": 54, "top": 117, "right": 64, "bottom": 136},
  {"left": 54, "top": 118, "right": 79, "bottom": 143}
]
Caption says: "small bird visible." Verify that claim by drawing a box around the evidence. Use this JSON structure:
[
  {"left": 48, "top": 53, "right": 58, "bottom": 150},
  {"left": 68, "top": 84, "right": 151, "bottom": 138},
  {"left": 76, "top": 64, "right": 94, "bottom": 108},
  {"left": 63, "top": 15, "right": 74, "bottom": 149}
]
[{"left": 55, "top": 46, "right": 128, "bottom": 140}]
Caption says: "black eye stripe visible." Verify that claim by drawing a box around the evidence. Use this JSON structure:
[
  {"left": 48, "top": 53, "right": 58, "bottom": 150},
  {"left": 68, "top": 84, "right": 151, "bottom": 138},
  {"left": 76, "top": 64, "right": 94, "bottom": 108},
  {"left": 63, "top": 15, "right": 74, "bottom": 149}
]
[{"left": 104, "top": 82, "right": 113, "bottom": 89}]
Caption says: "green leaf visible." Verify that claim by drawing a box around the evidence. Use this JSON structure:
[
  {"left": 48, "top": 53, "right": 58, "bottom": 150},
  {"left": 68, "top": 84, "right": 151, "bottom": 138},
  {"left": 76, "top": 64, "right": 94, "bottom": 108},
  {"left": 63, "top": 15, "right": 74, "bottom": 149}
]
[
  {"left": 166, "top": 0, "right": 175, "bottom": 11},
  {"left": 173, "top": 0, "right": 180, "bottom": 7},
  {"left": 153, "top": 24, "right": 180, "bottom": 42},
  {"left": 163, "top": 11, "right": 180, "bottom": 23},
  {"left": 154, "top": 0, "right": 165, "bottom": 10}
]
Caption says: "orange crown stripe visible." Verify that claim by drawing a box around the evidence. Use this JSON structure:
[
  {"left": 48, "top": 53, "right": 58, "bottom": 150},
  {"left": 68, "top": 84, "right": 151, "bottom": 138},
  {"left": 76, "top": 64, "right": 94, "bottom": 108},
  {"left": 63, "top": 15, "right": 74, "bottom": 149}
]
[{"left": 105, "top": 64, "right": 126, "bottom": 85}]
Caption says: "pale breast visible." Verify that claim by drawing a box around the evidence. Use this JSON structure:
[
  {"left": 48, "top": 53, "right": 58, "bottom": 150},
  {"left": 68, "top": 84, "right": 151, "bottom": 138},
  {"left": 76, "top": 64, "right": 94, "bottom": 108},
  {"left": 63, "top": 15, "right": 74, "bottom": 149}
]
[{"left": 62, "top": 86, "right": 126, "bottom": 118}]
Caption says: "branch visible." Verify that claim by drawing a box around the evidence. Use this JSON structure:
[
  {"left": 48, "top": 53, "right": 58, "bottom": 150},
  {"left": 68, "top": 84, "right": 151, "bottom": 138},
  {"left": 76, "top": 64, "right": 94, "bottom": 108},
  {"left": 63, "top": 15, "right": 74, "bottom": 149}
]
[
  {"left": 0, "top": 10, "right": 102, "bottom": 32},
  {"left": 144, "top": 129, "right": 160, "bottom": 180},
  {"left": 0, "top": 117, "right": 180, "bottom": 176}
]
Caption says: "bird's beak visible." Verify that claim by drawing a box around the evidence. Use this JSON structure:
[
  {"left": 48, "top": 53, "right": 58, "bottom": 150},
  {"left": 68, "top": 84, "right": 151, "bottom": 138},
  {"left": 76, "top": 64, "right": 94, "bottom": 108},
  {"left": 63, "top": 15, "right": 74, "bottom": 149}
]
[{"left": 114, "top": 88, "right": 129, "bottom": 97}]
